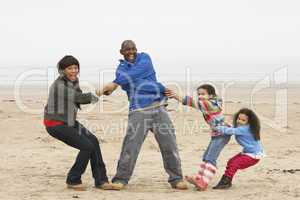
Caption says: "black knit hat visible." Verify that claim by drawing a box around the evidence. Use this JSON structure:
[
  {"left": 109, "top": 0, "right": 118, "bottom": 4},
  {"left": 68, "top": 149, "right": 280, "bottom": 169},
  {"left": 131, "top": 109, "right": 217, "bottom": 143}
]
[{"left": 57, "top": 55, "right": 80, "bottom": 73}]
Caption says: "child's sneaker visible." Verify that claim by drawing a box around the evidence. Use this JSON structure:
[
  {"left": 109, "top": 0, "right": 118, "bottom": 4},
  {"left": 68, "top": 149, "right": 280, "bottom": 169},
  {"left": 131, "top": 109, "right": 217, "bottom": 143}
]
[
  {"left": 185, "top": 175, "right": 208, "bottom": 191},
  {"left": 212, "top": 175, "right": 232, "bottom": 189}
]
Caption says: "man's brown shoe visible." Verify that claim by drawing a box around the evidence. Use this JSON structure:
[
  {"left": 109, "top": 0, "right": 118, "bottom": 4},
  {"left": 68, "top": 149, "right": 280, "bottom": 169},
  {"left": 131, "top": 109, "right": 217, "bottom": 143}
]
[
  {"left": 172, "top": 181, "right": 188, "bottom": 190},
  {"left": 111, "top": 182, "right": 126, "bottom": 190}
]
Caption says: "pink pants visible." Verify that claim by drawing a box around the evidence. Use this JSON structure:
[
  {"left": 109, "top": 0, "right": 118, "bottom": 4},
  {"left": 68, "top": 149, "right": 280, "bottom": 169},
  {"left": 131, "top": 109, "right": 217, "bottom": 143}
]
[{"left": 224, "top": 153, "right": 259, "bottom": 179}]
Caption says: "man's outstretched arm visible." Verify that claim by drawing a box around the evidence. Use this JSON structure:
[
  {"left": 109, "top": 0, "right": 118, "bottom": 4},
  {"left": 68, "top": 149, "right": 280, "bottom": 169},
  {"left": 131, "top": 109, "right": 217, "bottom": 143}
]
[{"left": 96, "top": 82, "right": 119, "bottom": 97}]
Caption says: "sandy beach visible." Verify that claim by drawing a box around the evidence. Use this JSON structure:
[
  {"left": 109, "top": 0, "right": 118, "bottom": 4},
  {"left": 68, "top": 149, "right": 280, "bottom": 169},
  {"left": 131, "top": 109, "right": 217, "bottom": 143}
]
[{"left": 0, "top": 82, "right": 299, "bottom": 200}]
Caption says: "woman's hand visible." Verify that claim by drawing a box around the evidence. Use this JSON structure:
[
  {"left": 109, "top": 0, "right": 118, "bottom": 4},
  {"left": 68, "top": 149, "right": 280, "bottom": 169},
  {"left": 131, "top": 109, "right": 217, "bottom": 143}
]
[{"left": 91, "top": 94, "right": 99, "bottom": 104}]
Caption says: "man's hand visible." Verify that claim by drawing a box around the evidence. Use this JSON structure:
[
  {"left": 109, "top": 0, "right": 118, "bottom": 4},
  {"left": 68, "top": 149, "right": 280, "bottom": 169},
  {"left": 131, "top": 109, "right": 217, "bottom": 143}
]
[
  {"left": 96, "top": 82, "right": 119, "bottom": 97},
  {"left": 103, "top": 90, "right": 113, "bottom": 96},
  {"left": 164, "top": 88, "right": 176, "bottom": 98},
  {"left": 164, "top": 88, "right": 183, "bottom": 102},
  {"left": 95, "top": 88, "right": 104, "bottom": 97}
]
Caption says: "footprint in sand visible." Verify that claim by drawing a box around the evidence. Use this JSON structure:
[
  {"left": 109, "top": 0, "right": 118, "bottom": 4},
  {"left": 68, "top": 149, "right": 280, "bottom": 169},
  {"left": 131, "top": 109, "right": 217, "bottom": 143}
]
[
  {"left": 267, "top": 169, "right": 300, "bottom": 174},
  {"left": 2, "top": 99, "right": 15, "bottom": 102},
  {"left": 282, "top": 169, "right": 300, "bottom": 174}
]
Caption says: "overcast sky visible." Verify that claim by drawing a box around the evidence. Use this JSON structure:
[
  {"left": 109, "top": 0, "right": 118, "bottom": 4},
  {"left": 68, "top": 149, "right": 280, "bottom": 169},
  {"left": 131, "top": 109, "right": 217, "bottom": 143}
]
[{"left": 0, "top": 0, "right": 299, "bottom": 83}]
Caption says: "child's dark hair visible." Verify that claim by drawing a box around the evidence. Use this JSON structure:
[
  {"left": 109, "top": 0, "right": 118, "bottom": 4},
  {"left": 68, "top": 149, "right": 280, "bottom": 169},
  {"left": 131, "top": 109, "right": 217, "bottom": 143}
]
[
  {"left": 233, "top": 108, "right": 261, "bottom": 140},
  {"left": 57, "top": 55, "right": 80, "bottom": 72},
  {"left": 197, "top": 84, "right": 216, "bottom": 96}
]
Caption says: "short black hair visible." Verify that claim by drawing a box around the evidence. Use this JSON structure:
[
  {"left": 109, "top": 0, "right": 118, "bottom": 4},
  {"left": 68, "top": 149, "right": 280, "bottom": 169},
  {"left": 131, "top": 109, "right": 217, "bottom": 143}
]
[
  {"left": 197, "top": 84, "right": 217, "bottom": 96},
  {"left": 233, "top": 108, "right": 261, "bottom": 141},
  {"left": 57, "top": 55, "right": 80, "bottom": 71},
  {"left": 121, "top": 40, "right": 136, "bottom": 50}
]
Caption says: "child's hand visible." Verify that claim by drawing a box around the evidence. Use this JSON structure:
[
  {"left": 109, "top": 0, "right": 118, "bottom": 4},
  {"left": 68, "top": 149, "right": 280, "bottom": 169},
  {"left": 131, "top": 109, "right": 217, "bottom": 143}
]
[
  {"left": 210, "top": 131, "right": 222, "bottom": 137},
  {"left": 225, "top": 122, "right": 232, "bottom": 127},
  {"left": 210, "top": 126, "right": 223, "bottom": 137},
  {"left": 164, "top": 88, "right": 177, "bottom": 98}
]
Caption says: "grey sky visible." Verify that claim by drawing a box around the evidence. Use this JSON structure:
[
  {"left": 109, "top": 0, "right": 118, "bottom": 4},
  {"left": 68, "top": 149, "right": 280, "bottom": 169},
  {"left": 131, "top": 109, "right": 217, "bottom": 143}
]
[{"left": 0, "top": 0, "right": 299, "bottom": 83}]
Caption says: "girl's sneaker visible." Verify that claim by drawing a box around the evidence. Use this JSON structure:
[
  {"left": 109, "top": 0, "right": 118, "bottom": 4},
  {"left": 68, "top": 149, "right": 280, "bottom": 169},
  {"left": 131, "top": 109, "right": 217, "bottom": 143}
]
[
  {"left": 185, "top": 175, "right": 207, "bottom": 191},
  {"left": 212, "top": 175, "right": 232, "bottom": 189}
]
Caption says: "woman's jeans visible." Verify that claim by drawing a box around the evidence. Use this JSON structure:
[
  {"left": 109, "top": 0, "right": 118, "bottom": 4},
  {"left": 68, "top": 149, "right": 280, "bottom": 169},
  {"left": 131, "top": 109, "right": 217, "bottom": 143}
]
[{"left": 46, "top": 121, "right": 108, "bottom": 186}]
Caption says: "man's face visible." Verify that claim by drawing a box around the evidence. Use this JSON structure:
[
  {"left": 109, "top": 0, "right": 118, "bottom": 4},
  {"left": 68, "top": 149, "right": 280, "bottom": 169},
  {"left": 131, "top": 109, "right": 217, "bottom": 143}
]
[{"left": 120, "top": 41, "right": 137, "bottom": 63}]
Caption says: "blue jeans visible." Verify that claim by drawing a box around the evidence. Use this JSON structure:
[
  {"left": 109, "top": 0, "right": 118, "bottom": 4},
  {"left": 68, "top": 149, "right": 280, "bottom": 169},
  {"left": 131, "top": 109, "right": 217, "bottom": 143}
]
[{"left": 202, "top": 135, "right": 231, "bottom": 166}]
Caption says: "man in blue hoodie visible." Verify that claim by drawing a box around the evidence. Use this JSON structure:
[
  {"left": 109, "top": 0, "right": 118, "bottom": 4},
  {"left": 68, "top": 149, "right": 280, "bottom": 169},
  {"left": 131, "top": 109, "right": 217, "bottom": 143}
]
[{"left": 96, "top": 40, "right": 187, "bottom": 190}]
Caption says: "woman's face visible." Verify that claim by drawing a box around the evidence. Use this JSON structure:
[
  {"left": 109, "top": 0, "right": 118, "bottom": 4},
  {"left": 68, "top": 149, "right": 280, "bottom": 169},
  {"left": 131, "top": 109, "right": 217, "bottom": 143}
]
[{"left": 64, "top": 65, "right": 79, "bottom": 82}]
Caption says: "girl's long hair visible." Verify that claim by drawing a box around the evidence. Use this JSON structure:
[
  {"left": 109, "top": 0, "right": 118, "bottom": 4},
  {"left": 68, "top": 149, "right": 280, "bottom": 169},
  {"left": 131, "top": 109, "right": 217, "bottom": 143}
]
[{"left": 233, "top": 108, "right": 261, "bottom": 140}]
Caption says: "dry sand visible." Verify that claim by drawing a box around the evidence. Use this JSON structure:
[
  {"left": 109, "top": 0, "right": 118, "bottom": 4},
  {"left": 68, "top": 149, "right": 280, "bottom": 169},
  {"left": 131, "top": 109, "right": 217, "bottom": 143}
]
[{"left": 0, "top": 83, "right": 300, "bottom": 200}]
